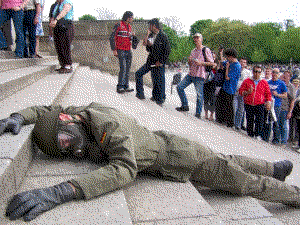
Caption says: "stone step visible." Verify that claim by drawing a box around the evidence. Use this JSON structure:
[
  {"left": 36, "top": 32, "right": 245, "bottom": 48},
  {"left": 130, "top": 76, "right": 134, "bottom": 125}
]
[
  {"left": 0, "top": 56, "right": 57, "bottom": 72},
  {"left": 0, "top": 64, "right": 79, "bottom": 222},
  {"left": 0, "top": 62, "right": 58, "bottom": 102},
  {"left": 0, "top": 51, "right": 51, "bottom": 59}
]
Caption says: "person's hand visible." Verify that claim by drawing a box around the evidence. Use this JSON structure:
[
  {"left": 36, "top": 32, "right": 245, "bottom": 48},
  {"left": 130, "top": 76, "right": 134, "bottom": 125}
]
[
  {"left": 49, "top": 19, "right": 57, "bottom": 28},
  {"left": 265, "top": 102, "right": 271, "bottom": 111},
  {"left": 287, "top": 112, "right": 292, "bottom": 119},
  {"left": 113, "top": 50, "right": 118, "bottom": 57},
  {"left": 12, "top": 6, "right": 22, "bottom": 11},
  {"left": 272, "top": 90, "right": 278, "bottom": 97},
  {"left": 248, "top": 85, "right": 254, "bottom": 94},
  {"left": 6, "top": 182, "right": 75, "bottom": 222},
  {"left": 0, "top": 114, "right": 24, "bottom": 136},
  {"left": 155, "top": 61, "right": 162, "bottom": 67},
  {"left": 131, "top": 31, "right": 135, "bottom": 36},
  {"left": 226, "top": 61, "right": 230, "bottom": 69},
  {"left": 225, "top": 75, "right": 230, "bottom": 80},
  {"left": 34, "top": 16, "right": 39, "bottom": 25}
]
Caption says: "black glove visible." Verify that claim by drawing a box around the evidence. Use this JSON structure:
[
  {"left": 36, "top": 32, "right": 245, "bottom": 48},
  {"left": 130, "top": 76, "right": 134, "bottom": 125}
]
[
  {"left": 6, "top": 182, "right": 75, "bottom": 222},
  {"left": 0, "top": 114, "right": 25, "bottom": 135}
]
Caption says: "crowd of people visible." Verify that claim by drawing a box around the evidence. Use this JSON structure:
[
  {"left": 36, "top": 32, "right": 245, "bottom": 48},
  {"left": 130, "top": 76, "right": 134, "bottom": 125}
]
[{"left": 0, "top": 0, "right": 74, "bottom": 74}]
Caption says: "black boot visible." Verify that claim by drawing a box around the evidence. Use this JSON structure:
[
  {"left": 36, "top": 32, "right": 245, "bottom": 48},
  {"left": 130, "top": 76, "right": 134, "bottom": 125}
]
[
  {"left": 175, "top": 106, "right": 189, "bottom": 112},
  {"left": 273, "top": 160, "right": 293, "bottom": 182}
]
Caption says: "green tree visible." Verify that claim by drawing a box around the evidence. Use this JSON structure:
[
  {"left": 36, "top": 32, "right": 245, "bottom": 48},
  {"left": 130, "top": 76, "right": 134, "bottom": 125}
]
[
  {"left": 190, "top": 19, "right": 214, "bottom": 37},
  {"left": 274, "top": 27, "right": 300, "bottom": 63},
  {"left": 284, "top": 19, "right": 295, "bottom": 31},
  {"left": 251, "top": 49, "right": 267, "bottom": 62},
  {"left": 79, "top": 14, "right": 97, "bottom": 21}
]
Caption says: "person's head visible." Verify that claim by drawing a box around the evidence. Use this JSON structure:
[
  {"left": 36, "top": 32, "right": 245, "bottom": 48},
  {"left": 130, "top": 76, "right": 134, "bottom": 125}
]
[
  {"left": 122, "top": 11, "right": 134, "bottom": 24},
  {"left": 272, "top": 68, "right": 280, "bottom": 81},
  {"left": 264, "top": 67, "right": 272, "bottom": 80},
  {"left": 240, "top": 58, "right": 247, "bottom": 69},
  {"left": 252, "top": 65, "right": 262, "bottom": 80},
  {"left": 32, "top": 108, "right": 90, "bottom": 159},
  {"left": 193, "top": 33, "right": 203, "bottom": 48},
  {"left": 224, "top": 48, "right": 238, "bottom": 62},
  {"left": 280, "top": 70, "right": 291, "bottom": 84},
  {"left": 292, "top": 77, "right": 300, "bottom": 87},
  {"left": 148, "top": 18, "right": 160, "bottom": 33}
]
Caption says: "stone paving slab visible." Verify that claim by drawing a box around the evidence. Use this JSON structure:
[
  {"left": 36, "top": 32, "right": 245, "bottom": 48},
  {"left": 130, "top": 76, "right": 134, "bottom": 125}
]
[
  {"left": 123, "top": 176, "right": 216, "bottom": 223},
  {"left": 0, "top": 174, "right": 133, "bottom": 224},
  {"left": 133, "top": 216, "right": 222, "bottom": 225},
  {"left": 223, "top": 217, "right": 284, "bottom": 224}
]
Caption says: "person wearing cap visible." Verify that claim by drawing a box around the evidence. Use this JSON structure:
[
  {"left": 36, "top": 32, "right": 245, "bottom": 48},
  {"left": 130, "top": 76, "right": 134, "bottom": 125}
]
[
  {"left": 176, "top": 33, "right": 216, "bottom": 118},
  {"left": 0, "top": 103, "right": 298, "bottom": 222},
  {"left": 135, "top": 18, "right": 170, "bottom": 106},
  {"left": 110, "top": 11, "right": 138, "bottom": 94}
]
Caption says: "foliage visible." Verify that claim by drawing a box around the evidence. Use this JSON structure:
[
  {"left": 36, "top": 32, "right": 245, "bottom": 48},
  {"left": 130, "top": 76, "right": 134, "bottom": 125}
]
[{"left": 78, "top": 14, "right": 97, "bottom": 21}]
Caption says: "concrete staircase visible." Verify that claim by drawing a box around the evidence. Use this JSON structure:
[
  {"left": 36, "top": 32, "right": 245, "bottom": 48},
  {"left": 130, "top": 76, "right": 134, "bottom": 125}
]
[{"left": 0, "top": 54, "right": 299, "bottom": 224}]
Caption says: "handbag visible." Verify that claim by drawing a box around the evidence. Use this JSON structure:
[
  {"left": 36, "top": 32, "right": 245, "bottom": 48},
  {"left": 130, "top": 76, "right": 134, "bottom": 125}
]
[{"left": 202, "top": 46, "right": 214, "bottom": 83}]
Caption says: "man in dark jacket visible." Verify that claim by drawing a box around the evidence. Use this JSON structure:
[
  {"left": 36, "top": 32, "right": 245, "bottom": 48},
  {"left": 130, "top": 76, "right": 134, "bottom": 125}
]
[
  {"left": 135, "top": 18, "right": 171, "bottom": 106},
  {"left": 0, "top": 102, "right": 298, "bottom": 222}
]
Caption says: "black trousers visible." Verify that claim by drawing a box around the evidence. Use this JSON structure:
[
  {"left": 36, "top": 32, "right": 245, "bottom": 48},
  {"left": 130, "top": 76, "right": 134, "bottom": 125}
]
[
  {"left": 215, "top": 88, "right": 234, "bottom": 127},
  {"left": 203, "top": 81, "right": 216, "bottom": 113},
  {"left": 244, "top": 104, "right": 265, "bottom": 138},
  {"left": 53, "top": 21, "right": 74, "bottom": 67}
]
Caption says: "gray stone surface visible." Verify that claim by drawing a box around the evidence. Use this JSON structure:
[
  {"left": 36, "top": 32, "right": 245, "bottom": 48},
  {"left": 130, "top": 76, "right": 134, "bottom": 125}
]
[
  {"left": 123, "top": 177, "right": 216, "bottom": 223},
  {"left": 1, "top": 175, "right": 133, "bottom": 224},
  {"left": 223, "top": 217, "right": 284, "bottom": 224},
  {"left": 133, "top": 216, "right": 222, "bottom": 225}
]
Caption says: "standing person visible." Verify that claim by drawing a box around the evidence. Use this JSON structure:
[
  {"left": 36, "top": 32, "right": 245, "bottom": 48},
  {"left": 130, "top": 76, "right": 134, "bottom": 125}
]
[
  {"left": 135, "top": 18, "right": 170, "bottom": 106},
  {"left": 110, "top": 11, "right": 135, "bottom": 94},
  {"left": 263, "top": 68, "right": 288, "bottom": 144},
  {"left": 175, "top": 33, "right": 216, "bottom": 119},
  {"left": 49, "top": 0, "right": 74, "bottom": 74},
  {"left": 34, "top": 0, "right": 44, "bottom": 58},
  {"left": 203, "top": 51, "right": 217, "bottom": 121},
  {"left": 215, "top": 49, "right": 241, "bottom": 127},
  {"left": 239, "top": 66, "right": 272, "bottom": 138},
  {"left": 288, "top": 78, "right": 300, "bottom": 145},
  {"left": 23, "top": 0, "right": 42, "bottom": 58},
  {"left": 264, "top": 67, "right": 272, "bottom": 81},
  {"left": 234, "top": 58, "right": 251, "bottom": 131},
  {"left": 279, "top": 71, "right": 296, "bottom": 145},
  {"left": 0, "top": 0, "right": 30, "bottom": 58}
]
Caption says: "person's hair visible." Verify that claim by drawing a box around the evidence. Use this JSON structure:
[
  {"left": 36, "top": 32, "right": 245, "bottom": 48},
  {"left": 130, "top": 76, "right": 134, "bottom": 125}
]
[
  {"left": 122, "top": 11, "right": 133, "bottom": 21},
  {"left": 284, "top": 70, "right": 291, "bottom": 74},
  {"left": 240, "top": 57, "right": 247, "bottom": 62},
  {"left": 148, "top": 18, "right": 160, "bottom": 29},
  {"left": 224, "top": 48, "right": 238, "bottom": 58},
  {"left": 252, "top": 65, "right": 262, "bottom": 72}
]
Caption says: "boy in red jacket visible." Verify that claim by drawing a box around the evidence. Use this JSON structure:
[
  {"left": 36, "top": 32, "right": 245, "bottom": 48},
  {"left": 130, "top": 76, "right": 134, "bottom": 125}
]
[{"left": 239, "top": 66, "right": 272, "bottom": 138}]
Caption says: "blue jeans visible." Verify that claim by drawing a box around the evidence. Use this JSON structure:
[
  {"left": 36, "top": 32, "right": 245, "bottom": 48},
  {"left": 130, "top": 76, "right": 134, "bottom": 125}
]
[
  {"left": 234, "top": 94, "right": 245, "bottom": 129},
  {"left": 117, "top": 50, "right": 132, "bottom": 90},
  {"left": 23, "top": 10, "right": 36, "bottom": 57},
  {"left": 135, "top": 63, "right": 166, "bottom": 104},
  {"left": 0, "top": 9, "right": 24, "bottom": 58},
  {"left": 177, "top": 75, "right": 204, "bottom": 115},
  {"left": 278, "top": 109, "right": 288, "bottom": 144}
]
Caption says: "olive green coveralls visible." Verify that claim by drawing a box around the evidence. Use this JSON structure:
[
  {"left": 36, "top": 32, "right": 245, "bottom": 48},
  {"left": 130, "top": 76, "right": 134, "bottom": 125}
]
[{"left": 16, "top": 102, "right": 300, "bottom": 207}]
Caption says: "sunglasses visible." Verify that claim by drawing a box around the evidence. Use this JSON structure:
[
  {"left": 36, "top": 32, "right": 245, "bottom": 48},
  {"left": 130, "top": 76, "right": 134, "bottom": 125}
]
[{"left": 253, "top": 70, "right": 261, "bottom": 73}]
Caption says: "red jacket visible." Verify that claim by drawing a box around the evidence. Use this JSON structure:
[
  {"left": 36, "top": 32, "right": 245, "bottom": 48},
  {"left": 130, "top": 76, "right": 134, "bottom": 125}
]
[
  {"left": 239, "top": 78, "right": 272, "bottom": 106},
  {"left": 109, "top": 21, "right": 132, "bottom": 51}
]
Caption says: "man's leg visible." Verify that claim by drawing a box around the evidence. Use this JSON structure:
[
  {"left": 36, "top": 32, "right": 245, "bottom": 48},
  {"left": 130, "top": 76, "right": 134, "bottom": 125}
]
[
  {"left": 124, "top": 50, "right": 132, "bottom": 90},
  {"left": 235, "top": 95, "right": 245, "bottom": 129},
  {"left": 0, "top": 10, "right": 9, "bottom": 49},
  {"left": 1, "top": 18, "right": 12, "bottom": 49},
  {"left": 27, "top": 10, "right": 37, "bottom": 57},
  {"left": 176, "top": 75, "right": 193, "bottom": 108},
  {"left": 244, "top": 104, "right": 255, "bottom": 137},
  {"left": 272, "top": 106, "right": 281, "bottom": 144},
  {"left": 279, "top": 109, "right": 288, "bottom": 144},
  {"left": 151, "top": 65, "right": 166, "bottom": 104},
  {"left": 117, "top": 50, "right": 127, "bottom": 91},
  {"left": 254, "top": 104, "right": 265, "bottom": 138},
  {"left": 191, "top": 151, "right": 300, "bottom": 207},
  {"left": 11, "top": 9, "right": 24, "bottom": 58},
  {"left": 135, "top": 63, "right": 151, "bottom": 98},
  {"left": 193, "top": 77, "right": 205, "bottom": 116},
  {"left": 215, "top": 88, "right": 225, "bottom": 124}
]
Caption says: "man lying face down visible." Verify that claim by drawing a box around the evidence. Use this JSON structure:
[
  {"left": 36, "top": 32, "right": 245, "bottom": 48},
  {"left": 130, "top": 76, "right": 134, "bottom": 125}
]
[{"left": 0, "top": 102, "right": 297, "bottom": 222}]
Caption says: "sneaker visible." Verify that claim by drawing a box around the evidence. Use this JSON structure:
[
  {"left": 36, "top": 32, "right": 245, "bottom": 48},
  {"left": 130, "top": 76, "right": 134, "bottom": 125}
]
[
  {"left": 124, "top": 87, "right": 134, "bottom": 92},
  {"left": 273, "top": 160, "right": 293, "bottom": 182},
  {"left": 117, "top": 88, "right": 125, "bottom": 94},
  {"left": 195, "top": 114, "right": 201, "bottom": 119},
  {"left": 175, "top": 106, "right": 189, "bottom": 112},
  {"left": 150, "top": 97, "right": 156, "bottom": 102},
  {"left": 55, "top": 67, "right": 64, "bottom": 72},
  {"left": 59, "top": 67, "right": 73, "bottom": 74}
]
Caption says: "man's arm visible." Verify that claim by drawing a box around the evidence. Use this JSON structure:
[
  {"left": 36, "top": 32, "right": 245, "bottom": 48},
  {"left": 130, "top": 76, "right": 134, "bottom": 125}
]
[
  {"left": 34, "top": 1, "right": 42, "bottom": 25},
  {"left": 109, "top": 23, "right": 119, "bottom": 51}
]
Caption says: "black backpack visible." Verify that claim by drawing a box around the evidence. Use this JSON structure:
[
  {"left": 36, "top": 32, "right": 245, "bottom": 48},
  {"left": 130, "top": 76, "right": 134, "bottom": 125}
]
[{"left": 170, "top": 72, "right": 182, "bottom": 94}]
